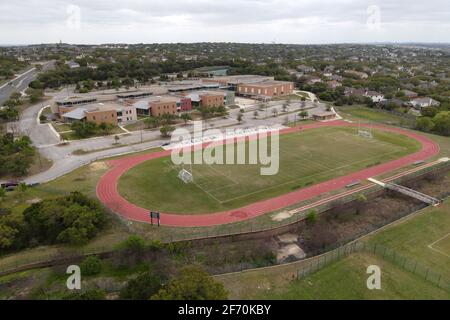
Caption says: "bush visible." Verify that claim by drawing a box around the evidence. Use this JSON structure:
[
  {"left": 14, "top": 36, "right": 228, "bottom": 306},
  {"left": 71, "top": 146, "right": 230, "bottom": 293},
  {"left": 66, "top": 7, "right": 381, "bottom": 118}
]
[
  {"left": 63, "top": 289, "right": 106, "bottom": 300},
  {"left": 22, "top": 192, "right": 107, "bottom": 246},
  {"left": 80, "top": 256, "right": 102, "bottom": 276},
  {"left": 151, "top": 266, "right": 227, "bottom": 300},
  {"left": 306, "top": 210, "right": 318, "bottom": 224},
  {"left": 120, "top": 271, "right": 164, "bottom": 300}
]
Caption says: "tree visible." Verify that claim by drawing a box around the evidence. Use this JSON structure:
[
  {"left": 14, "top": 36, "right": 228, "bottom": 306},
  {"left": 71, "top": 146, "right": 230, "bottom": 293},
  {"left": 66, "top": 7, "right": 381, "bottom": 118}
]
[
  {"left": 17, "top": 182, "right": 28, "bottom": 198},
  {"left": 416, "top": 117, "right": 435, "bottom": 132},
  {"left": 0, "top": 187, "right": 6, "bottom": 202},
  {"left": 432, "top": 111, "right": 450, "bottom": 136},
  {"left": 306, "top": 209, "right": 318, "bottom": 224},
  {"left": 144, "top": 117, "right": 161, "bottom": 129},
  {"left": 151, "top": 266, "right": 228, "bottom": 300},
  {"left": 71, "top": 121, "right": 97, "bottom": 138},
  {"left": 22, "top": 192, "right": 106, "bottom": 246},
  {"left": 180, "top": 113, "right": 192, "bottom": 125},
  {"left": 160, "top": 124, "right": 175, "bottom": 137},
  {"left": 299, "top": 110, "right": 308, "bottom": 120},
  {"left": 63, "top": 289, "right": 106, "bottom": 300},
  {"left": 0, "top": 134, "right": 35, "bottom": 177},
  {"left": 120, "top": 271, "right": 164, "bottom": 300},
  {"left": 80, "top": 256, "right": 102, "bottom": 276}
]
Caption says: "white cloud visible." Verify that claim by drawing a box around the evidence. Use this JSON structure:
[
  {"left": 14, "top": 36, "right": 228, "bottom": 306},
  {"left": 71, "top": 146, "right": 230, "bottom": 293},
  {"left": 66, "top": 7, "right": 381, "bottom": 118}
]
[{"left": 0, "top": 0, "right": 448, "bottom": 44}]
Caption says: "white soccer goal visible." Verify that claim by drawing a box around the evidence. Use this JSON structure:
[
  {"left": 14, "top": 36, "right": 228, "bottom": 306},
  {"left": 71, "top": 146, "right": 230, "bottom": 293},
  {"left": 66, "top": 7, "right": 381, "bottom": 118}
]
[
  {"left": 178, "top": 168, "right": 194, "bottom": 183},
  {"left": 358, "top": 130, "right": 373, "bottom": 139}
]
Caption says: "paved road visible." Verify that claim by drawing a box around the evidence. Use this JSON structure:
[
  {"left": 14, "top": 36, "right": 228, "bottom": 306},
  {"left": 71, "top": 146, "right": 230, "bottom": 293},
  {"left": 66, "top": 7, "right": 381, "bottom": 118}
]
[{"left": 0, "top": 61, "right": 54, "bottom": 105}]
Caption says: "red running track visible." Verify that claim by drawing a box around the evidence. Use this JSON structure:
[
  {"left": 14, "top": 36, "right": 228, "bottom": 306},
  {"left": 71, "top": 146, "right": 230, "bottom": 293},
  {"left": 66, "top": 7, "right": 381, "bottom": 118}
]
[{"left": 96, "top": 121, "right": 440, "bottom": 227}]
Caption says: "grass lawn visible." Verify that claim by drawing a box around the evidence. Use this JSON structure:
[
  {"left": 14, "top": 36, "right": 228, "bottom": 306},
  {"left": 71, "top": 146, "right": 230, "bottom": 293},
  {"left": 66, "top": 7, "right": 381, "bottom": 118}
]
[
  {"left": 367, "top": 199, "right": 450, "bottom": 278},
  {"left": 60, "top": 126, "right": 125, "bottom": 140},
  {"left": 50, "top": 122, "right": 72, "bottom": 133},
  {"left": 118, "top": 126, "right": 420, "bottom": 214},
  {"left": 337, "top": 105, "right": 416, "bottom": 127},
  {"left": 215, "top": 198, "right": 450, "bottom": 299},
  {"left": 217, "top": 252, "right": 449, "bottom": 300}
]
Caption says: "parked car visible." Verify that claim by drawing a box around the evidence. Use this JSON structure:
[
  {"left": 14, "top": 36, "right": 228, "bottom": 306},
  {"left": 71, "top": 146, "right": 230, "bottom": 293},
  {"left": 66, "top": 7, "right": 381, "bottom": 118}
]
[{"left": 1, "top": 182, "right": 19, "bottom": 189}]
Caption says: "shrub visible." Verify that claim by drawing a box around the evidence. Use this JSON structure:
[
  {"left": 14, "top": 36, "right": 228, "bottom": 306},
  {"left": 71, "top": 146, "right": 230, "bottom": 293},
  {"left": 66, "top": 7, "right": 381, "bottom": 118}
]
[
  {"left": 120, "top": 271, "right": 164, "bottom": 300},
  {"left": 63, "top": 289, "right": 106, "bottom": 300},
  {"left": 151, "top": 266, "right": 228, "bottom": 300},
  {"left": 80, "top": 256, "right": 102, "bottom": 276},
  {"left": 306, "top": 210, "right": 318, "bottom": 224}
]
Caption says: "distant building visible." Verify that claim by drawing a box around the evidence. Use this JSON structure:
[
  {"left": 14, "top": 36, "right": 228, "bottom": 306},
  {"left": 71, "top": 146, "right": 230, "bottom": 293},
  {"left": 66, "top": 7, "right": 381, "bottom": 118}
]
[
  {"left": 365, "top": 91, "right": 385, "bottom": 103},
  {"left": 182, "top": 91, "right": 226, "bottom": 108},
  {"left": 311, "top": 111, "right": 336, "bottom": 121},
  {"left": 195, "top": 66, "right": 230, "bottom": 77},
  {"left": 327, "top": 80, "right": 342, "bottom": 89},
  {"left": 131, "top": 96, "right": 178, "bottom": 117},
  {"left": 344, "top": 70, "right": 369, "bottom": 79},
  {"left": 297, "top": 65, "right": 315, "bottom": 73},
  {"left": 61, "top": 102, "right": 137, "bottom": 125},
  {"left": 402, "top": 89, "right": 418, "bottom": 99},
  {"left": 306, "top": 77, "right": 322, "bottom": 85},
  {"left": 65, "top": 60, "right": 80, "bottom": 69},
  {"left": 237, "top": 81, "right": 294, "bottom": 99},
  {"left": 410, "top": 97, "right": 440, "bottom": 109},
  {"left": 344, "top": 87, "right": 385, "bottom": 103},
  {"left": 203, "top": 75, "right": 275, "bottom": 91}
]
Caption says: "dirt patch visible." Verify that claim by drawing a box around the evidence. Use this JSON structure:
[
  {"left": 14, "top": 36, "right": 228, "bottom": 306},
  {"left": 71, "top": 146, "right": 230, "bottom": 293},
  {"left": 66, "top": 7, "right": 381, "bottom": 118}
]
[
  {"left": 271, "top": 211, "right": 294, "bottom": 222},
  {"left": 90, "top": 162, "right": 108, "bottom": 172},
  {"left": 26, "top": 198, "right": 41, "bottom": 204},
  {"left": 278, "top": 233, "right": 298, "bottom": 244},
  {"left": 277, "top": 244, "right": 306, "bottom": 263}
]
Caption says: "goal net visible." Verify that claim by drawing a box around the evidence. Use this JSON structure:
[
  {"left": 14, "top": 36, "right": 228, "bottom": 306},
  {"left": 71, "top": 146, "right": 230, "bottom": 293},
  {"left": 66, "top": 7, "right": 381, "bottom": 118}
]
[
  {"left": 358, "top": 130, "right": 373, "bottom": 139},
  {"left": 178, "top": 168, "right": 194, "bottom": 184}
]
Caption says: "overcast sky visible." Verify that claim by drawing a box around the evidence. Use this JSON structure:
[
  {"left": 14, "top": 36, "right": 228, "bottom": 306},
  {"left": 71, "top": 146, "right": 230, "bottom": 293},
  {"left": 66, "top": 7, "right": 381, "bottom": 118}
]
[{"left": 0, "top": 0, "right": 449, "bottom": 44}]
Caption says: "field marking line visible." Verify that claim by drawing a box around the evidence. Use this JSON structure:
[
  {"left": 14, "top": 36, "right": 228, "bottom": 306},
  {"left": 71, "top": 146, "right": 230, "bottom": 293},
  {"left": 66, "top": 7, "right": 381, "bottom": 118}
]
[
  {"left": 428, "top": 246, "right": 450, "bottom": 259},
  {"left": 216, "top": 149, "right": 401, "bottom": 204},
  {"left": 428, "top": 232, "right": 450, "bottom": 248},
  {"left": 162, "top": 160, "right": 225, "bottom": 204},
  {"left": 427, "top": 232, "right": 450, "bottom": 258}
]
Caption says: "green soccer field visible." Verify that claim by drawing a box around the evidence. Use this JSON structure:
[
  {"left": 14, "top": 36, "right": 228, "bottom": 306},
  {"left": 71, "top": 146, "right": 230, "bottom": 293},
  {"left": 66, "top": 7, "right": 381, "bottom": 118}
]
[{"left": 118, "top": 126, "right": 420, "bottom": 214}]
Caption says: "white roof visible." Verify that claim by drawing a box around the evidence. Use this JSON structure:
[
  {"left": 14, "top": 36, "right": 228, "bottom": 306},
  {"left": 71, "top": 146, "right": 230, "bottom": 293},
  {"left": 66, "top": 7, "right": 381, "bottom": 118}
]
[{"left": 62, "top": 108, "right": 86, "bottom": 120}]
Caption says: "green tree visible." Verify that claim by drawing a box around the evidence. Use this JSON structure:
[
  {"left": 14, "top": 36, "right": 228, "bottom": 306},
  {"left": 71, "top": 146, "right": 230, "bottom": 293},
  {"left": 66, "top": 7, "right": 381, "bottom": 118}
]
[
  {"left": 151, "top": 266, "right": 228, "bottom": 300},
  {"left": 0, "top": 187, "right": 6, "bottom": 202},
  {"left": 120, "top": 271, "right": 164, "bottom": 300},
  {"left": 160, "top": 124, "right": 175, "bottom": 137},
  {"left": 180, "top": 113, "right": 192, "bottom": 124},
  {"left": 63, "top": 289, "right": 106, "bottom": 300},
  {"left": 421, "top": 107, "right": 439, "bottom": 118},
  {"left": 432, "top": 112, "right": 450, "bottom": 136},
  {"left": 144, "top": 117, "right": 161, "bottom": 129},
  {"left": 416, "top": 117, "right": 435, "bottom": 132},
  {"left": 306, "top": 209, "right": 318, "bottom": 224},
  {"left": 80, "top": 256, "right": 102, "bottom": 276},
  {"left": 299, "top": 110, "right": 308, "bottom": 120},
  {"left": 22, "top": 192, "right": 106, "bottom": 245}
]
